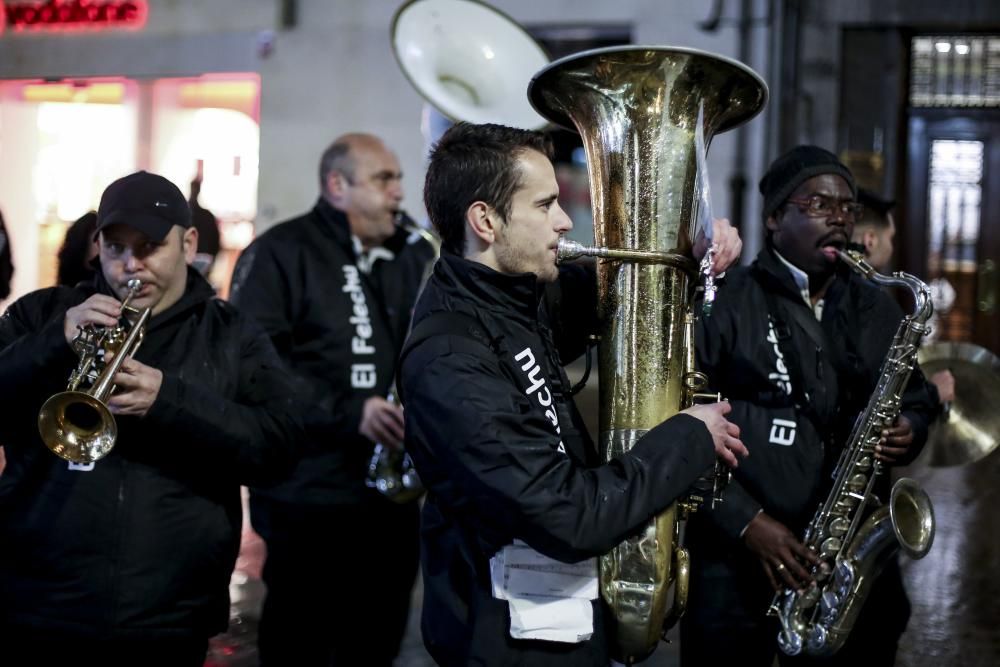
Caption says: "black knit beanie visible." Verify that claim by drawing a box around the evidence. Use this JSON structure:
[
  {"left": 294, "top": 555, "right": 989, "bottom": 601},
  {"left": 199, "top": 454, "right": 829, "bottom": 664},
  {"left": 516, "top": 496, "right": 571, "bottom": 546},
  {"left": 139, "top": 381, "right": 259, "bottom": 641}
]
[{"left": 759, "top": 145, "right": 856, "bottom": 222}]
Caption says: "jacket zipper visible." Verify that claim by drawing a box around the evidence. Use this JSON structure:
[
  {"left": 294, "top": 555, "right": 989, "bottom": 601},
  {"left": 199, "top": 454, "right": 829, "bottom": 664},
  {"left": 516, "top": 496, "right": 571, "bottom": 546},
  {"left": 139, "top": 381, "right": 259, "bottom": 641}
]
[{"left": 107, "top": 459, "right": 128, "bottom": 636}]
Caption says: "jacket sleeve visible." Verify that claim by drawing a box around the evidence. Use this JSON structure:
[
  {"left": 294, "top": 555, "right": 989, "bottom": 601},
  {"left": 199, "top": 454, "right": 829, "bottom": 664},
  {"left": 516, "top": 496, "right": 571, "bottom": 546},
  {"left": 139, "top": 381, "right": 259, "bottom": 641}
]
[
  {"left": 230, "top": 236, "right": 365, "bottom": 442},
  {"left": 0, "top": 292, "right": 79, "bottom": 408},
  {"left": 861, "top": 289, "right": 939, "bottom": 466},
  {"left": 402, "top": 338, "right": 715, "bottom": 564},
  {"left": 143, "top": 315, "right": 305, "bottom": 487}
]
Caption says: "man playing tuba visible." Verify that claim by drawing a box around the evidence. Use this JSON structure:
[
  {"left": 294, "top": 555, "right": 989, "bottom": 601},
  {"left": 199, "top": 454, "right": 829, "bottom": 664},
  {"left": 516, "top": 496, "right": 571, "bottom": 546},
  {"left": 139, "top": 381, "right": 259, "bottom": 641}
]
[{"left": 399, "top": 122, "right": 748, "bottom": 666}]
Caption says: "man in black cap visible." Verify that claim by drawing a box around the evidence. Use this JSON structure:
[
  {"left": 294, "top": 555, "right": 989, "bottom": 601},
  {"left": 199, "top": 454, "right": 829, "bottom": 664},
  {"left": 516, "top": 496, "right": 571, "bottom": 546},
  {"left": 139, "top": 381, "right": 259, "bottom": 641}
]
[
  {"left": 0, "top": 171, "right": 303, "bottom": 664},
  {"left": 680, "top": 146, "right": 939, "bottom": 666}
]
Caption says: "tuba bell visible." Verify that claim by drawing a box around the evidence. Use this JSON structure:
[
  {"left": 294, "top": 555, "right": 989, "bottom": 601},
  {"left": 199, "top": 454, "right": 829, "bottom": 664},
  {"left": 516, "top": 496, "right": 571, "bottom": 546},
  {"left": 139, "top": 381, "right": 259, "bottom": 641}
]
[
  {"left": 391, "top": 0, "right": 549, "bottom": 129},
  {"left": 529, "top": 46, "right": 767, "bottom": 663},
  {"left": 38, "top": 279, "right": 151, "bottom": 464}
]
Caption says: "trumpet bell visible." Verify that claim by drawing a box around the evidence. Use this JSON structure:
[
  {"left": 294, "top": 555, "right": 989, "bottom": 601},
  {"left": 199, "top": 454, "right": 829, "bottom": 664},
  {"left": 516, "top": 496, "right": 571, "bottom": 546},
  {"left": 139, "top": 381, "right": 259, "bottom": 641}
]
[
  {"left": 917, "top": 341, "right": 1000, "bottom": 467},
  {"left": 391, "top": 0, "right": 549, "bottom": 129},
  {"left": 38, "top": 390, "right": 117, "bottom": 464}
]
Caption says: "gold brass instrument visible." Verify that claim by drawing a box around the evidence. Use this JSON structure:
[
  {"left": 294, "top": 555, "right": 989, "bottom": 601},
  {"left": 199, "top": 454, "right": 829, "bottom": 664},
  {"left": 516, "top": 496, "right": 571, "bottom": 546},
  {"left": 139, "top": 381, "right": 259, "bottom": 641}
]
[
  {"left": 529, "top": 46, "right": 767, "bottom": 663},
  {"left": 769, "top": 249, "right": 936, "bottom": 657},
  {"left": 38, "top": 279, "right": 151, "bottom": 464},
  {"left": 365, "top": 213, "right": 441, "bottom": 503},
  {"left": 916, "top": 341, "right": 1000, "bottom": 467}
]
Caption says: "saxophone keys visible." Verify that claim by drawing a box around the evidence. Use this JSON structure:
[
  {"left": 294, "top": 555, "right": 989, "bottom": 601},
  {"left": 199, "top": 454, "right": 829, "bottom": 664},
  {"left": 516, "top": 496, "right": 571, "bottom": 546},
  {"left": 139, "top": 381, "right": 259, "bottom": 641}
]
[
  {"left": 828, "top": 517, "right": 850, "bottom": 536},
  {"left": 820, "top": 537, "right": 842, "bottom": 557},
  {"left": 819, "top": 589, "right": 840, "bottom": 621},
  {"left": 847, "top": 473, "right": 868, "bottom": 493}
]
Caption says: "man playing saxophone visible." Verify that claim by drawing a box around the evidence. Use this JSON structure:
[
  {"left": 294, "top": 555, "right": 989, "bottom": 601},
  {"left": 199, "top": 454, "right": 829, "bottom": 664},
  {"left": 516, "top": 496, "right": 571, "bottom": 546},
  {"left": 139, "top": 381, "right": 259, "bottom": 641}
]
[
  {"left": 680, "top": 146, "right": 940, "bottom": 666},
  {"left": 0, "top": 171, "right": 303, "bottom": 664},
  {"left": 399, "top": 122, "right": 748, "bottom": 666}
]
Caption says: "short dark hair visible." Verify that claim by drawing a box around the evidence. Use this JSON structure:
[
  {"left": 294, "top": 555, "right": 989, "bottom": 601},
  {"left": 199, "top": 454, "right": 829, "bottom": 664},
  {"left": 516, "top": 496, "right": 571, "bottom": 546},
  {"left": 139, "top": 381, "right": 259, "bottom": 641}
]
[
  {"left": 318, "top": 139, "right": 355, "bottom": 193},
  {"left": 57, "top": 211, "right": 97, "bottom": 287},
  {"left": 856, "top": 188, "right": 895, "bottom": 228},
  {"left": 424, "top": 122, "right": 553, "bottom": 256}
]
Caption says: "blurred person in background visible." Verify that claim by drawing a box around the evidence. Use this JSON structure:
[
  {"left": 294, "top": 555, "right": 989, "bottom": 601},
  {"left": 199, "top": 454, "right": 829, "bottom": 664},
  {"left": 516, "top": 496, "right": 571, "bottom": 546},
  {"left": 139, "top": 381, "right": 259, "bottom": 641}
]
[
  {"left": 0, "top": 208, "right": 13, "bottom": 303},
  {"left": 852, "top": 188, "right": 954, "bottom": 403},
  {"left": 56, "top": 211, "right": 99, "bottom": 288},
  {"left": 189, "top": 176, "right": 222, "bottom": 278},
  {"left": 230, "top": 132, "right": 434, "bottom": 666}
]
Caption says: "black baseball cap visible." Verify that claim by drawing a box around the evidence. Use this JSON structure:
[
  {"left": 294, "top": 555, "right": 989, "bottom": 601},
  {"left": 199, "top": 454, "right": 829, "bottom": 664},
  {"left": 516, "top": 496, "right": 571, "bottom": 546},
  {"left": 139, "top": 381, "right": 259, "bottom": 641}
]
[{"left": 95, "top": 171, "right": 192, "bottom": 241}]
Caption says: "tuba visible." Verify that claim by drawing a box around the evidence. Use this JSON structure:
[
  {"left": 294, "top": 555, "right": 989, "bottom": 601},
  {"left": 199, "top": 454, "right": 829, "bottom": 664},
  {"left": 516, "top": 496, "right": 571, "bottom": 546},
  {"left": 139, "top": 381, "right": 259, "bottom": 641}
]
[
  {"left": 528, "top": 47, "right": 767, "bottom": 663},
  {"left": 38, "top": 279, "right": 151, "bottom": 464},
  {"left": 769, "top": 249, "right": 936, "bottom": 657}
]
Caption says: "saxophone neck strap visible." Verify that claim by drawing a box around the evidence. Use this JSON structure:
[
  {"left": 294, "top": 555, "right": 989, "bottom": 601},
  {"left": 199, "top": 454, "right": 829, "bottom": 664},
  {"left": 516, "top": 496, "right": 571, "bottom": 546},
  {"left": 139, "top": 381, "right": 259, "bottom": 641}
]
[{"left": 753, "top": 266, "right": 829, "bottom": 437}]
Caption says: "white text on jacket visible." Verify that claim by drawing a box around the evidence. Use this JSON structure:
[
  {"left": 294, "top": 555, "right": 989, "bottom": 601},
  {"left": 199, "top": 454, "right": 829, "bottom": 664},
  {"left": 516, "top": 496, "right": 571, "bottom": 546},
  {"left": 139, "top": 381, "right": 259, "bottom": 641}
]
[
  {"left": 514, "top": 347, "right": 567, "bottom": 454},
  {"left": 344, "top": 265, "right": 376, "bottom": 388},
  {"left": 766, "top": 316, "right": 796, "bottom": 446}
]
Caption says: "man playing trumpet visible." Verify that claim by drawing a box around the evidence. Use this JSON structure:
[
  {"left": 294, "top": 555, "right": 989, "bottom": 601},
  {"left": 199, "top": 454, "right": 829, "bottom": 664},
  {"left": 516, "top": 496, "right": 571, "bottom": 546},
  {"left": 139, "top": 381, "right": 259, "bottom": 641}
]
[{"left": 0, "top": 171, "right": 303, "bottom": 665}]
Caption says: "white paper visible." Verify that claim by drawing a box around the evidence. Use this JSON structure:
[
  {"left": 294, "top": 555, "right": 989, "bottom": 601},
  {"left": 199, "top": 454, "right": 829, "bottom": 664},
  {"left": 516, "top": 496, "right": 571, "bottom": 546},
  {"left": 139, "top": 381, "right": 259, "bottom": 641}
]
[
  {"left": 507, "top": 595, "right": 595, "bottom": 643},
  {"left": 490, "top": 540, "right": 599, "bottom": 643}
]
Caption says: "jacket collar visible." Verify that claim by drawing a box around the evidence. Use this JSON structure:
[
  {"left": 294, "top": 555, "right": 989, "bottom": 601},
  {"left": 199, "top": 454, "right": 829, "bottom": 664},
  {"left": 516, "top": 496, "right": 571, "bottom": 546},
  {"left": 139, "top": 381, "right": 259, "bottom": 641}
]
[
  {"left": 432, "top": 253, "right": 543, "bottom": 323},
  {"left": 754, "top": 243, "right": 858, "bottom": 322},
  {"left": 313, "top": 197, "right": 412, "bottom": 263},
  {"left": 93, "top": 266, "right": 215, "bottom": 330}
]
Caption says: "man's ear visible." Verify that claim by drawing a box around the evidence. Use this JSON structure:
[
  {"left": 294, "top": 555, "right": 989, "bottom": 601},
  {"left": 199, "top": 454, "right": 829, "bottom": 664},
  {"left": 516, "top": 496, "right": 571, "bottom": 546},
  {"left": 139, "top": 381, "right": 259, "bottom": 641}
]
[
  {"left": 863, "top": 229, "right": 878, "bottom": 251},
  {"left": 326, "top": 171, "right": 348, "bottom": 200},
  {"left": 465, "top": 201, "right": 499, "bottom": 247},
  {"left": 765, "top": 213, "right": 780, "bottom": 234},
  {"left": 182, "top": 226, "right": 199, "bottom": 264}
]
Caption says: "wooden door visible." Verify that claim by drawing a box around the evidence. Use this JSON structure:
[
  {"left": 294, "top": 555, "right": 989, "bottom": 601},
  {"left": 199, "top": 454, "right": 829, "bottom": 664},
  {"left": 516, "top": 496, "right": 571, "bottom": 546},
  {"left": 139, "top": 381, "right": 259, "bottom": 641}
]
[{"left": 905, "top": 111, "right": 1000, "bottom": 354}]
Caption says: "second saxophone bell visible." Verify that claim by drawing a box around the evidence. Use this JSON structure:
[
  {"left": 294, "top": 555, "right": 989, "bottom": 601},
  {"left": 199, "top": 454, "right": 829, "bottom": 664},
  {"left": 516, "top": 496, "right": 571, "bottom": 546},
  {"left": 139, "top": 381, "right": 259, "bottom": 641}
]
[{"left": 37, "top": 279, "right": 152, "bottom": 464}]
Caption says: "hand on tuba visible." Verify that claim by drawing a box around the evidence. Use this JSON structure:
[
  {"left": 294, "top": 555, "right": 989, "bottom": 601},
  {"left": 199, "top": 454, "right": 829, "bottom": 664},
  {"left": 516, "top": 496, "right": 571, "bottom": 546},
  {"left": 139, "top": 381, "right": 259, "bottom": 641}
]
[{"left": 680, "top": 401, "right": 748, "bottom": 469}]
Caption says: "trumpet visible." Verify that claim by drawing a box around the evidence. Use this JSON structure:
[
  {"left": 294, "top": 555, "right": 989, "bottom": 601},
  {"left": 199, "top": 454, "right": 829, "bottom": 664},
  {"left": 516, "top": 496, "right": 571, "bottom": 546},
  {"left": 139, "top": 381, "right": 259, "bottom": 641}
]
[{"left": 38, "top": 279, "right": 151, "bottom": 464}]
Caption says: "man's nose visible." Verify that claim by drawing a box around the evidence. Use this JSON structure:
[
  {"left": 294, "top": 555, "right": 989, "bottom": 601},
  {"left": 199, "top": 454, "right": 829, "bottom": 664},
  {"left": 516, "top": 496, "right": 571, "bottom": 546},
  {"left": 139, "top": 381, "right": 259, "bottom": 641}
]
[
  {"left": 125, "top": 253, "right": 143, "bottom": 272},
  {"left": 555, "top": 204, "right": 573, "bottom": 233}
]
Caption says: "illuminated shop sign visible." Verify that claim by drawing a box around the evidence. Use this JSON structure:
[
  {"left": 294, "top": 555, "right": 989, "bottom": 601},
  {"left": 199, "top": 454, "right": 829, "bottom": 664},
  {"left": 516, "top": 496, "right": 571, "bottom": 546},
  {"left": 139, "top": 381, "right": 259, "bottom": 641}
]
[{"left": 0, "top": 0, "right": 148, "bottom": 33}]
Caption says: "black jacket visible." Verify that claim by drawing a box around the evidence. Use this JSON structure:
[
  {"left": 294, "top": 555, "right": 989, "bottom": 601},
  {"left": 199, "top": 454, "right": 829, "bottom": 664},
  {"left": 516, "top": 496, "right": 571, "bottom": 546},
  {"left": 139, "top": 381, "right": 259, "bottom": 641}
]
[
  {"left": 400, "top": 254, "right": 716, "bottom": 666},
  {"left": 230, "top": 199, "right": 434, "bottom": 506},
  {"left": 0, "top": 268, "right": 302, "bottom": 641},
  {"left": 692, "top": 245, "right": 939, "bottom": 544}
]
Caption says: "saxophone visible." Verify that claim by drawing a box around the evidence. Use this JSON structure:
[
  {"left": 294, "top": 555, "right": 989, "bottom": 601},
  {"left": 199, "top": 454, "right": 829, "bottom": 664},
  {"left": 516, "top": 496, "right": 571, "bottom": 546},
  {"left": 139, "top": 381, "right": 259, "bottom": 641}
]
[
  {"left": 364, "top": 212, "right": 439, "bottom": 504},
  {"left": 769, "top": 249, "right": 936, "bottom": 657}
]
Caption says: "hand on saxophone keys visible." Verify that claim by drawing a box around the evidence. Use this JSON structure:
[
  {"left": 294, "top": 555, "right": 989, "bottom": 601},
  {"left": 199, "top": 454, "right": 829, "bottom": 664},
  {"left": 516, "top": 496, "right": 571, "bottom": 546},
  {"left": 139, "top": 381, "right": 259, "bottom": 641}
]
[
  {"left": 681, "top": 401, "right": 748, "bottom": 468},
  {"left": 874, "top": 414, "right": 916, "bottom": 464},
  {"left": 743, "top": 512, "right": 823, "bottom": 593}
]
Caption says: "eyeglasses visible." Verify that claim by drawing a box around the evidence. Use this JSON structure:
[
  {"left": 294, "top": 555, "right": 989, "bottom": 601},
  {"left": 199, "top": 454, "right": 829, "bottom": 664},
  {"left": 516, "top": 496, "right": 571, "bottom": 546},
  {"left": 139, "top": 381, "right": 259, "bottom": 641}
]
[{"left": 785, "top": 194, "right": 864, "bottom": 222}]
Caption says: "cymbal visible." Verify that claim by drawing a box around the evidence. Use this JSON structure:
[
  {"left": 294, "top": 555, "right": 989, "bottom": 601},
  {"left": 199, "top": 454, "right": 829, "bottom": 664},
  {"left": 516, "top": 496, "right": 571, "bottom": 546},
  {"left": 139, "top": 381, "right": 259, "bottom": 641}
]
[{"left": 917, "top": 342, "right": 1000, "bottom": 467}]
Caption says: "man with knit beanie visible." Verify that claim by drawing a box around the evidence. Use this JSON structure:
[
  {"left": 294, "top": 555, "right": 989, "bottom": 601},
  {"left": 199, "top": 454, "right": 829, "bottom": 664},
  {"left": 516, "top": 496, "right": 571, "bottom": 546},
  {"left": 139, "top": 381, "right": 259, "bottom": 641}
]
[{"left": 679, "top": 146, "right": 939, "bottom": 666}]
